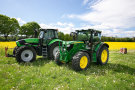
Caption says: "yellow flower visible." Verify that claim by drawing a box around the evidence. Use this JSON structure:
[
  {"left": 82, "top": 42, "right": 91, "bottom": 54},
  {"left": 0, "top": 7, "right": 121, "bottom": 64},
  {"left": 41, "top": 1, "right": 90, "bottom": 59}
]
[
  {"left": 0, "top": 42, "right": 16, "bottom": 48},
  {"left": 0, "top": 41, "right": 135, "bottom": 50},
  {"left": 105, "top": 42, "right": 135, "bottom": 50}
]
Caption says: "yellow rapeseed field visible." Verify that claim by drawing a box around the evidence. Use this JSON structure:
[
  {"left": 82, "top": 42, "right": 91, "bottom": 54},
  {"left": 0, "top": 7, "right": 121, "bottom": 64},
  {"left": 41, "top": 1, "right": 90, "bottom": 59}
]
[
  {"left": 105, "top": 42, "right": 135, "bottom": 50},
  {"left": 0, "top": 42, "right": 135, "bottom": 50},
  {"left": 0, "top": 42, "right": 16, "bottom": 49}
]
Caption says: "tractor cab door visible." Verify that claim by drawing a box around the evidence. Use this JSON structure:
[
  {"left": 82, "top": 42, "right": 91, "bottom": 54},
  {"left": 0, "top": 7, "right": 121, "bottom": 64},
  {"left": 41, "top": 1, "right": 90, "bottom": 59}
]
[
  {"left": 92, "top": 32, "right": 101, "bottom": 45},
  {"left": 43, "top": 30, "right": 58, "bottom": 46}
]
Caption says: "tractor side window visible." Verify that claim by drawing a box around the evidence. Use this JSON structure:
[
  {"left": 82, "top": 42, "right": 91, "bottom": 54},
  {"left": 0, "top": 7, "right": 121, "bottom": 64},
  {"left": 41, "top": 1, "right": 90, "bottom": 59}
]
[
  {"left": 94, "top": 32, "right": 98, "bottom": 36},
  {"left": 55, "top": 31, "right": 58, "bottom": 38},
  {"left": 77, "top": 32, "right": 89, "bottom": 41},
  {"left": 98, "top": 33, "right": 101, "bottom": 40},
  {"left": 93, "top": 32, "right": 101, "bottom": 42},
  {"left": 38, "top": 31, "right": 44, "bottom": 38}
]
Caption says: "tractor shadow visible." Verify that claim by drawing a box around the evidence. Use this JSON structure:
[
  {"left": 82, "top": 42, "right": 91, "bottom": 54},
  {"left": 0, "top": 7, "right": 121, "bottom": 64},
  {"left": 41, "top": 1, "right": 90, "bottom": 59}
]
[
  {"left": 18, "top": 57, "right": 135, "bottom": 76},
  {"left": 19, "top": 57, "right": 51, "bottom": 67},
  {"left": 77, "top": 63, "right": 135, "bottom": 76},
  {"left": 30, "top": 59, "right": 135, "bottom": 76}
]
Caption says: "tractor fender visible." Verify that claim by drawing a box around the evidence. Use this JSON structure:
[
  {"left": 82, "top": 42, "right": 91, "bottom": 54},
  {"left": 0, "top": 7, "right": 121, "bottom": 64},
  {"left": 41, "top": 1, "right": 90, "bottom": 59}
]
[
  {"left": 48, "top": 39, "right": 62, "bottom": 46},
  {"left": 96, "top": 43, "right": 109, "bottom": 58},
  {"left": 79, "top": 49, "right": 91, "bottom": 56},
  {"left": 75, "top": 49, "right": 92, "bottom": 63}
]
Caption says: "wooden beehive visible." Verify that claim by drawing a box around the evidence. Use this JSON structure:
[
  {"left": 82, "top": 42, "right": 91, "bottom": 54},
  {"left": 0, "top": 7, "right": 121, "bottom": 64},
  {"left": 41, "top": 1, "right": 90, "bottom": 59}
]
[{"left": 120, "top": 48, "right": 127, "bottom": 54}]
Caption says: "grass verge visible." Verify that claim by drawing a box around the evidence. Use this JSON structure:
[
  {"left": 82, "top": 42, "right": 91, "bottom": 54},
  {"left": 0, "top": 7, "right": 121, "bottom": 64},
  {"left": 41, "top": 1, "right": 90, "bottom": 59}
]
[{"left": 0, "top": 49, "right": 135, "bottom": 89}]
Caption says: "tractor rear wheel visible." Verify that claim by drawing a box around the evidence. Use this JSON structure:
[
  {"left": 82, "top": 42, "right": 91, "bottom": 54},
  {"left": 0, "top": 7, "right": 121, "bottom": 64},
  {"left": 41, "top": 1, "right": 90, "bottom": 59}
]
[
  {"left": 97, "top": 46, "right": 109, "bottom": 65},
  {"left": 49, "top": 42, "right": 60, "bottom": 60},
  {"left": 72, "top": 51, "right": 90, "bottom": 71},
  {"left": 55, "top": 52, "right": 63, "bottom": 65},
  {"left": 15, "top": 46, "right": 36, "bottom": 63}
]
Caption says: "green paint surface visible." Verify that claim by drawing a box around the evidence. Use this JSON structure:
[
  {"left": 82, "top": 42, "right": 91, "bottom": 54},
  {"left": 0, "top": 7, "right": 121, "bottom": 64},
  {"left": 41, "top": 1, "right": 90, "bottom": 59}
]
[{"left": 48, "top": 39, "right": 62, "bottom": 45}]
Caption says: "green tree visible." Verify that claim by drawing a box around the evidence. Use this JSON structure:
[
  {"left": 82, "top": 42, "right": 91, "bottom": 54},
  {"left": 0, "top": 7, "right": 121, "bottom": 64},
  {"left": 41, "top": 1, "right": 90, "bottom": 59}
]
[
  {"left": 64, "top": 34, "right": 73, "bottom": 41},
  {"left": 20, "top": 22, "right": 40, "bottom": 38},
  {"left": 58, "top": 32, "right": 64, "bottom": 40},
  {"left": 0, "top": 14, "right": 20, "bottom": 40}
]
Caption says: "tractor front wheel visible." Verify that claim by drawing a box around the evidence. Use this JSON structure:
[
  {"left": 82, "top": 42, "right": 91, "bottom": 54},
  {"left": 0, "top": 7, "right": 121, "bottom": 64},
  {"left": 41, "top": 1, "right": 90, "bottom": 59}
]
[
  {"left": 55, "top": 52, "right": 63, "bottom": 65},
  {"left": 49, "top": 42, "right": 60, "bottom": 60},
  {"left": 72, "top": 51, "right": 90, "bottom": 71},
  {"left": 15, "top": 46, "right": 36, "bottom": 63},
  {"left": 97, "top": 46, "right": 109, "bottom": 65}
]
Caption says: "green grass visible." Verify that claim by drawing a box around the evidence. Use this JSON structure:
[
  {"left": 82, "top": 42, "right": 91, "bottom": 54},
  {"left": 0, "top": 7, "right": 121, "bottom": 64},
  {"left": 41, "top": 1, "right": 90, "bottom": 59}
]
[{"left": 0, "top": 48, "right": 135, "bottom": 90}]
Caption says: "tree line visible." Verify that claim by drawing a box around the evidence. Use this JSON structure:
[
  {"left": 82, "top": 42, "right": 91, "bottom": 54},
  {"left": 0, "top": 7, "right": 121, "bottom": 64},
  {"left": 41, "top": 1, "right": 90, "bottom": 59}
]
[
  {"left": 0, "top": 14, "right": 135, "bottom": 42},
  {"left": 101, "top": 36, "right": 135, "bottom": 42},
  {"left": 0, "top": 14, "right": 73, "bottom": 41},
  {"left": 0, "top": 14, "right": 41, "bottom": 41}
]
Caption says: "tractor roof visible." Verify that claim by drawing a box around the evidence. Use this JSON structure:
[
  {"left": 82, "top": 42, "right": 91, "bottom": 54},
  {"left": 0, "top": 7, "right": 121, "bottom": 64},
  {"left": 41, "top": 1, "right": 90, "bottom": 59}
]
[
  {"left": 76, "top": 29, "right": 101, "bottom": 33},
  {"left": 40, "top": 29, "right": 58, "bottom": 31}
]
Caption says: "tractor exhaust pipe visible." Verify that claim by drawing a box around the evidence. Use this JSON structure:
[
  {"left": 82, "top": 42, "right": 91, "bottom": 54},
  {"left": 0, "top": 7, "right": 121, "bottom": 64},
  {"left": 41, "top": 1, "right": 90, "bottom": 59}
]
[{"left": 34, "top": 29, "right": 38, "bottom": 38}]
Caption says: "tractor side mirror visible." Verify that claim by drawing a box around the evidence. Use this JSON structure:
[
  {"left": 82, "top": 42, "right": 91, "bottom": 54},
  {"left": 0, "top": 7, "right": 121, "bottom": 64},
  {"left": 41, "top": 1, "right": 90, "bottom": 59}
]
[
  {"left": 34, "top": 29, "right": 38, "bottom": 38},
  {"left": 70, "top": 32, "right": 76, "bottom": 40},
  {"left": 70, "top": 32, "right": 76, "bottom": 36},
  {"left": 70, "top": 32, "right": 73, "bottom": 37}
]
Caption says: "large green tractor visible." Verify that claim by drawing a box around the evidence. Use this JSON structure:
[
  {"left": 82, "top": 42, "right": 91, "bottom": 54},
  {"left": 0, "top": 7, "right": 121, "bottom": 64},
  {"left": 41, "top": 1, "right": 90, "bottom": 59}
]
[
  {"left": 55, "top": 29, "right": 109, "bottom": 71},
  {"left": 6, "top": 29, "right": 62, "bottom": 63}
]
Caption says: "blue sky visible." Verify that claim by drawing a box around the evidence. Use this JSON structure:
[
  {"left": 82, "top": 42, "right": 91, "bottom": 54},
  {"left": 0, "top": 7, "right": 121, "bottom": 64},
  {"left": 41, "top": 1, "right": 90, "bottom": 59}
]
[
  {"left": 1, "top": 0, "right": 135, "bottom": 37},
  {"left": 0, "top": 0, "right": 86, "bottom": 25}
]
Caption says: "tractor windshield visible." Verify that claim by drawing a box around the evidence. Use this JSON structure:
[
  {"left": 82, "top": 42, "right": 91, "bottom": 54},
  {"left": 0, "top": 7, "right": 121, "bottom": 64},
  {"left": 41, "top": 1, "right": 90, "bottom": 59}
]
[
  {"left": 45, "top": 30, "right": 58, "bottom": 39},
  {"left": 77, "top": 31, "right": 90, "bottom": 41}
]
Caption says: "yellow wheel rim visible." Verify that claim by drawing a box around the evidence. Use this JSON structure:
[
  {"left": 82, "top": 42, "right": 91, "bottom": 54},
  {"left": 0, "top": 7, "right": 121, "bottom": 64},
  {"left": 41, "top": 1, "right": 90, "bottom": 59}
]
[
  {"left": 101, "top": 50, "right": 108, "bottom": 63},
  {"left": 80, "top": 56, "right": 88, "bottom": 69}
]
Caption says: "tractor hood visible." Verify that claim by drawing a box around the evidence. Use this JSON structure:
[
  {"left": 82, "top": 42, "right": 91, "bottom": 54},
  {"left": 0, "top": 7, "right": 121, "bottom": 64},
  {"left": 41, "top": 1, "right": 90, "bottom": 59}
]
[
  {"left": 16, "top": 38, "right": 39, "bottom": 46},
  {"left": 62, "top": 41, "right": 84, "bottom": 45},
  {"left": 24, "top": 38, "right": 39, "bottom": 43}
]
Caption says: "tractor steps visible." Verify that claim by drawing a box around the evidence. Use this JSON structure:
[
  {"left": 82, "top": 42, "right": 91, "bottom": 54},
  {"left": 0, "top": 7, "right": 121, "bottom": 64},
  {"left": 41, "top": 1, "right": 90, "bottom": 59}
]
[{"left": 42, "top": 46, "right": 48, "bottom": 58}]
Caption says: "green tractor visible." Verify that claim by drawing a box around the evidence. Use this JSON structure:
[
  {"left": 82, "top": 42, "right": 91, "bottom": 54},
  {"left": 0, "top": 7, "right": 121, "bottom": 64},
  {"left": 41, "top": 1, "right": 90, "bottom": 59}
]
[
  {"left": 6, "top": 29, "right": 62, "bottom": 63},
  {"left": 55, "top": 29, "right": 109, "bottom": 71}
]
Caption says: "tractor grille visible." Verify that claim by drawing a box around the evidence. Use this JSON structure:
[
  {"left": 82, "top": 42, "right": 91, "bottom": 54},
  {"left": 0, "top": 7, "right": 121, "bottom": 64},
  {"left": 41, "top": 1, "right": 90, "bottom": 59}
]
[
  {"left": 67, "top": 44, "right": 74, "bottom": 51},
  {"left": 61, "top": 44, "right": 74, "bottom": 51}
]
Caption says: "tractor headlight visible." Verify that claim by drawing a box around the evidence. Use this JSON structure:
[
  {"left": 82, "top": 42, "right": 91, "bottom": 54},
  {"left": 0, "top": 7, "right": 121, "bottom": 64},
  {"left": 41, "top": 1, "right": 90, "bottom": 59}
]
[
  {"left": 67, "top": 44, "right": 70, "bottom": 47},
  {"left": 64, "top": 48, "right": 66, "bottom": 51}
]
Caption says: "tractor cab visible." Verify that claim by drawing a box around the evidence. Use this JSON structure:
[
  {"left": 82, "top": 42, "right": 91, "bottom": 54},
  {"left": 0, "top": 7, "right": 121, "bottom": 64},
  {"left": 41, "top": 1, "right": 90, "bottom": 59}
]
[
  {"left": 39, "top": 29, "right": 58, "bottom": 39},
  {"left": 71, "top": 29, "right": 102, "bottom": 46},
  {"left": 38, "top": 29, "right": 58, "bottom": 45}
]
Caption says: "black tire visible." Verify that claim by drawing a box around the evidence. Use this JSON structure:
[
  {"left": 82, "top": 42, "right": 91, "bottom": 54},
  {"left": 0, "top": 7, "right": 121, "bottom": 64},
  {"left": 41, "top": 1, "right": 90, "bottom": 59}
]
[
  {"left": 55, "top": 52, "right": 63, "bottom": 65},
  {"left": 97, "top": 46, "right": 109, "bottom": 65},
  {"left": 72, "top": 51, "right": 90, "bottom": 71},
  {"left": 49, "top": 42, "right": 60, "bottom": 60},
  {"left": 13, "top": 46, "right": 18, "bottom": 56},
  {"left": 15, "top": 46, "right": 36, "bottom": 63}
]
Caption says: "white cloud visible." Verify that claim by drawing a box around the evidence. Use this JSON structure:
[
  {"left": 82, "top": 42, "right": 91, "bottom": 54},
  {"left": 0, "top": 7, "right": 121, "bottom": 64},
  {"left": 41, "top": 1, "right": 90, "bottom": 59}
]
[
  {"left": 16, "top": 18, "right": 26, "bottom": 25},
  {"left": 57, "top": 22, "right": 74, "bottom": 27},
  {"left": 40, "top": 22, "right": 75, "bottom": 34},
  {"left": 83, "top": 0, "right": 89, "bottom": 5},
  {"left": 40, "top": 22, "right": 135, "bottom": 37},
  {"left": 67, "top": 0, "right": 135, "bottom": 37}
]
